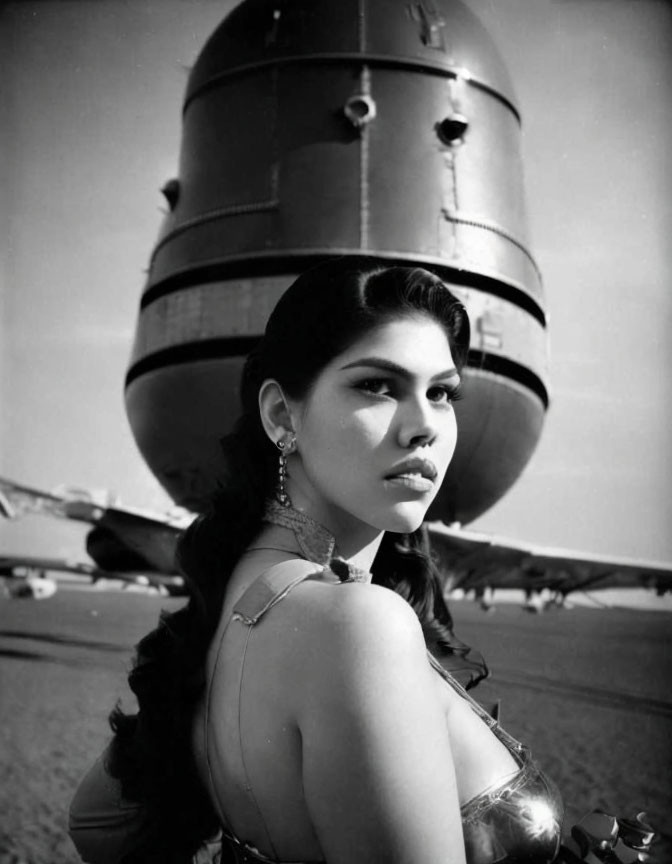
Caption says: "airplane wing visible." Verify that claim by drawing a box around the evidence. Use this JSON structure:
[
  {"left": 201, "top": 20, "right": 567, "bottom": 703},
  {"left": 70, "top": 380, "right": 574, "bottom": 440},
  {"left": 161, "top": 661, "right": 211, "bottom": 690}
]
[
  {"left": 0, "top": 553, "right": 186, "bottom": 593},
  {"left": 0, "top": 554, "right": 102, "bottom": 580},
  {"left": 427, "top": 523, "right": 672, "bottom": 597},
  {"left": 0, "top": 476, "right": 188, "bottom": 575},
  {"left": 5, "top": 476, "right": 670, "bottom": 601}
]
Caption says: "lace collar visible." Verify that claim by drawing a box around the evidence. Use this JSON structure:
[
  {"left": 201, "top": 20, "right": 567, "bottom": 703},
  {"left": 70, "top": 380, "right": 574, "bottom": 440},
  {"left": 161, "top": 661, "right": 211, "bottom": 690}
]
[{"left": 262, "top": 499, "right": 371, "bottom": 584}]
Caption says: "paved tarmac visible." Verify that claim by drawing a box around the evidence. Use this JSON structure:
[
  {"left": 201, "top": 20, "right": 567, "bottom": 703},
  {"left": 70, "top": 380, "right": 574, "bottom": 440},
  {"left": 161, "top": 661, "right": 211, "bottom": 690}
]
[{"left": 0, "top": 588, "right": 669, "bottom": 863}]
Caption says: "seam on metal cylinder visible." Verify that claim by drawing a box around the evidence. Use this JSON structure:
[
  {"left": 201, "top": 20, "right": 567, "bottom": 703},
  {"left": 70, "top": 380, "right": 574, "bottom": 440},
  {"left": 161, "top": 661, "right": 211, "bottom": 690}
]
[
  {"left": 270, "top": 65, "right": 280, "bottom": 200},
  {"left": 137, "top": 253, "right": 547, "bottom": 325},
  {"left": 184, "top": 55, "right": 521, "bottom": 124},
  {"left": 359, "top": 65, "right": 371, "bottom": 249},
  {"left": 125, "top": 337, "right": 262, "bottom": 389},
  {"left": 125, "top": 339, "right": 548, "bottom": 411},
  {"left": 149, "top": 199, "right": 280, "bottom": 265},
  {"left": 441, "top": 210, "right": 542, "bottom": 283},
  {"left": 467, "top": 349, "right": 549, "bottom": 409}
]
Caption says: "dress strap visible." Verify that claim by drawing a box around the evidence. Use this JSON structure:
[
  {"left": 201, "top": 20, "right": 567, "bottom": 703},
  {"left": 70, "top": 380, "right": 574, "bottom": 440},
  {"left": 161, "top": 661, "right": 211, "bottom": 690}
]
[
  {"left": 426, "top": 652, "right": 501, "bottom": 731},
  {"left": 427, "top": 651, "right": 527, "bottom": 761},
  {"left": 232, "top": 560, "right": 324, "bottom": 626}
]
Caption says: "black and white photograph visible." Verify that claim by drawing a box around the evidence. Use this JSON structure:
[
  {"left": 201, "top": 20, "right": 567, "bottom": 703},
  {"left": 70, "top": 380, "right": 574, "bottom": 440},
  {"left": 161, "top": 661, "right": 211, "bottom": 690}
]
[{"left": 1, "top": 1, "right": 671, "bottom": 862}]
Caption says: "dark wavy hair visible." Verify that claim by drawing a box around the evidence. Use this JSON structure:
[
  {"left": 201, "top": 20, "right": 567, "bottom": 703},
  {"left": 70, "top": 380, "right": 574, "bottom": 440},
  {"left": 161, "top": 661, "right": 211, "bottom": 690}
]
[{"left": 108, "top": 257, "right": 484, "bottom": 863}]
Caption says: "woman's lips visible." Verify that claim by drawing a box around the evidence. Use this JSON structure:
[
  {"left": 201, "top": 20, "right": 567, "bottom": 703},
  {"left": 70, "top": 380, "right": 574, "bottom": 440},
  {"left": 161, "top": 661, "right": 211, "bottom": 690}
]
[
  {"left": 384, "top": 457, "right": 438, "bottom": 493},
  {"left": 384, "top": 473, "right": 435, "bottom": 493}
]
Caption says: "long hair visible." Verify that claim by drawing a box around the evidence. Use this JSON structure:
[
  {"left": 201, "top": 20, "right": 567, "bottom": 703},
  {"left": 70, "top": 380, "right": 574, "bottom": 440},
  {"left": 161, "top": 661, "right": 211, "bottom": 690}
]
[{"left": 107, "top": 257, "right": 482, "bottom": 862}]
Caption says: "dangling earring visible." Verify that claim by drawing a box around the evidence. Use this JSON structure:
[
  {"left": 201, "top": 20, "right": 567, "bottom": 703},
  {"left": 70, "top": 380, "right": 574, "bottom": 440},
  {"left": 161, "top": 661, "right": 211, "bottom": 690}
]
[{"left": 276, "top": 434, "right": 296, "bottom": 507}]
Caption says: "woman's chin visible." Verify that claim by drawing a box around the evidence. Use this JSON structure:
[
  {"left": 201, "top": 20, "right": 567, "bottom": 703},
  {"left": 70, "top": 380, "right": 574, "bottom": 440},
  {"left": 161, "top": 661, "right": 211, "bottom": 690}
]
[{"left": 380, "top": 502, "right": 431, "bottom": 534}]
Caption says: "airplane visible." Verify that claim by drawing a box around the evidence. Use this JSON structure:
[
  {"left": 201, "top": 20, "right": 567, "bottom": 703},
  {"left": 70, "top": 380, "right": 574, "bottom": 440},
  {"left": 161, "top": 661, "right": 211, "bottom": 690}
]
[
  {"left": 427, "top": 523, "right": 672, "bottom": 612},
  {"left": 0, "top": 555, "right": 178, "bottom": 600},
  {"left": 0, "top": 477, "right": 188, "bottom": 598},
  {"left": 2, "top": 475, "right": 670, "bottom": 608}
]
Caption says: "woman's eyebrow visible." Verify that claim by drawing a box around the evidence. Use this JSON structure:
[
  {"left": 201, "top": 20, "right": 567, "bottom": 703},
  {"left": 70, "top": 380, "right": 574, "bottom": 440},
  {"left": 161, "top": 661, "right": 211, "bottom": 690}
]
[{"left": 339, "top": 357, "right": 459, "bottom": 382}]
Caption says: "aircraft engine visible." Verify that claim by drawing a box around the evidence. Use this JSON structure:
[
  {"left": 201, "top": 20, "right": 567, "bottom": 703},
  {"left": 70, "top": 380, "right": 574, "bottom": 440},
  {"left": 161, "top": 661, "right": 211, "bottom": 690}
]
[{"left": 125, "top": 0, "right": 549, "bottom": 524}]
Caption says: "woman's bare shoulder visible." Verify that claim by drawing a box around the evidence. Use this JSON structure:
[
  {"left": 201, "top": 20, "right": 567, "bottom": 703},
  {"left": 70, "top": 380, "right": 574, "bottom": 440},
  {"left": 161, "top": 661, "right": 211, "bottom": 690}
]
[
  {"left": 298, "top": 577, "right": 420, "bottom": 630},
  {"left": 295, "top": 581, "right": 464, "bottom": 864},
  {"left": 292, "top": 579, "right": 428, "bottom": 683}
]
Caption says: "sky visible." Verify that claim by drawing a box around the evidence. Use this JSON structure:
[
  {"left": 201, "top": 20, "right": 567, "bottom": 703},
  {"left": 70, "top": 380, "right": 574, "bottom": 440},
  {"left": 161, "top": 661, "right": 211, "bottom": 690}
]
[{"left": 1, "top": 0, "right": 671, "bottom": 568}]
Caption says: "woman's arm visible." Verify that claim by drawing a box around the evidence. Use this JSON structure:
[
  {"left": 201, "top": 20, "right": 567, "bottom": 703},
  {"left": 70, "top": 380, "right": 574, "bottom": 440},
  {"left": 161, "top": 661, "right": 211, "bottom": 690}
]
[
  {"left": 68, "top": 747, "right": 146, "bottom": 864},
  {"left": 298, "top": 583, "right": 466, "bottom": 864}
]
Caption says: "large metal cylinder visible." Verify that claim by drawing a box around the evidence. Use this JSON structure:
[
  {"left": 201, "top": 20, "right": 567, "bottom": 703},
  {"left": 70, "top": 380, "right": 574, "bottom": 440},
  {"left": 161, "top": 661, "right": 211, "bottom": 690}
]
[{"left": 125, "top": 0, "right": 549, "bottom": 524}]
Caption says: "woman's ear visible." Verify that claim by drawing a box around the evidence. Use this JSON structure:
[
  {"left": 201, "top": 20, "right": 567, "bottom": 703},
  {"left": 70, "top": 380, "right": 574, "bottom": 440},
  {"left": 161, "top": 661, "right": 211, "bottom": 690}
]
[{"left": 258, "top": 379, "right": 295, "bottom": 446}]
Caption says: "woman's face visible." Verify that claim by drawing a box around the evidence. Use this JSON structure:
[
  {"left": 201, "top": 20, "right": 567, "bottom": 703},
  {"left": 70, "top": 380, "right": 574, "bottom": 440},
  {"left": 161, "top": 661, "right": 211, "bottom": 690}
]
[{"left": 286, "top": 313, "right": 461, "bottom": 543}]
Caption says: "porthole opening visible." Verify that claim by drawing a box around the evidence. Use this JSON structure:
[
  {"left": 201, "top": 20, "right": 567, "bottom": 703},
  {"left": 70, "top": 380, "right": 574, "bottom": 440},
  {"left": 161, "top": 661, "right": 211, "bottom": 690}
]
[
  {"left": 437, "top": 114, "right": 469, "bottom": 145},
  {"left": 344, "top": 95, "right": 377, "bottom": 129}
]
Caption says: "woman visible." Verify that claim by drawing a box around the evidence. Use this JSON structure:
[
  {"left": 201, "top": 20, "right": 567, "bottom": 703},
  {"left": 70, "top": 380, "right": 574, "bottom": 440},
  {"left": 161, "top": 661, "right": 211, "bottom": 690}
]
[{"left": 69, "top": 259, "right": 564, "bottom": 864}]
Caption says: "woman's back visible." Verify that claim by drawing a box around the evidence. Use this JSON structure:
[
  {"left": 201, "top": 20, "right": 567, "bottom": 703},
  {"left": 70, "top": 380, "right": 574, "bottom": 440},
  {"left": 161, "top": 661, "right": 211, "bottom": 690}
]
[
  {"left": 194, "top": 554, "right": 474, "bottom": 863},
  {"left": 193, "top": 558, "right": 328, "bottom": 861},
  {"left": 192, "top": 552, "right": 548, "bottom": 864}
]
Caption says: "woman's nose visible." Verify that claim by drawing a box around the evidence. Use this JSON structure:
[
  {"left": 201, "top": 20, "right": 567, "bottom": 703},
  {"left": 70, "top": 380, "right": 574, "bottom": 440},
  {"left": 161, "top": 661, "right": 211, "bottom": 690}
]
[{"left": 397, "top": 396, "right": 438, "bottom": 449}]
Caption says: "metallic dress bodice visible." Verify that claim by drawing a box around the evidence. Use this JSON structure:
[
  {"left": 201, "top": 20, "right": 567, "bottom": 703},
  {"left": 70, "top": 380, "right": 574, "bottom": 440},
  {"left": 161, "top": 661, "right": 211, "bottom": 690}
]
[
  {"left": 428, "top": 655, "right": 564, "bottom": 864},
  {"left": 461, "top": 749, "right": 563, "bottom": 863}
]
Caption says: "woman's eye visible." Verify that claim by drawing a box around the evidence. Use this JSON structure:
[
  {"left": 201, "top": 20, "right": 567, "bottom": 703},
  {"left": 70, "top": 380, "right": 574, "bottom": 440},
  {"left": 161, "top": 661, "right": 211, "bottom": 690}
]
[
  {"left": 427, "top": 385, "right": 462, "bottom": 404},
  {"left": 355, "top": 378, "right": 392, "bottom": 396}
]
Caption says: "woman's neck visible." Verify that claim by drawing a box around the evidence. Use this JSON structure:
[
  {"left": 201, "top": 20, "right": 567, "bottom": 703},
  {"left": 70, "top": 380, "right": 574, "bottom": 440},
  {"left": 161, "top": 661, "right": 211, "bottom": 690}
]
[
  {"left": 258, "top": 498, "right": 383, "bottom": 576},
  {"left": 287, "top": 483, "right": 384, "bottom": 569},
  {"left": 336, "top": 530, "right": 383, "bottom": 573}
]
